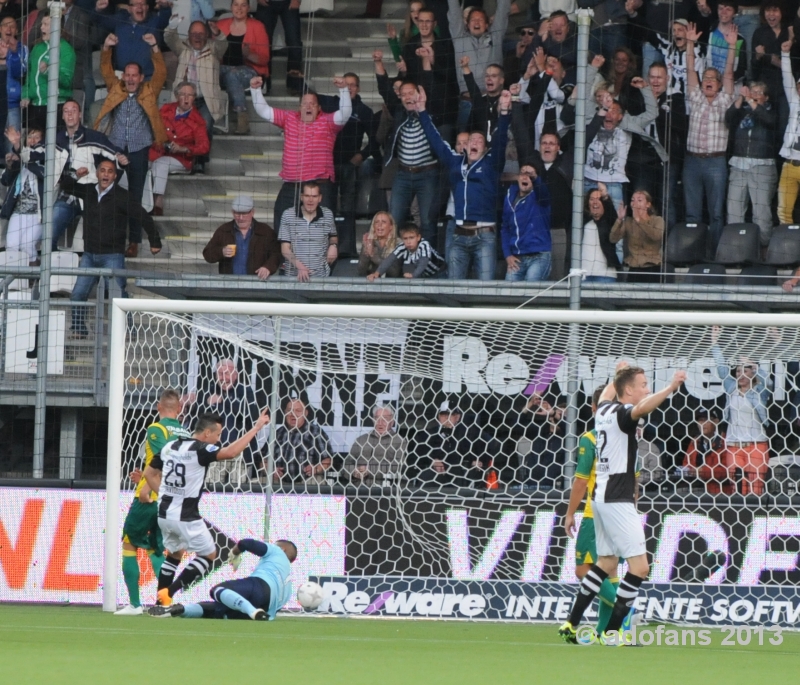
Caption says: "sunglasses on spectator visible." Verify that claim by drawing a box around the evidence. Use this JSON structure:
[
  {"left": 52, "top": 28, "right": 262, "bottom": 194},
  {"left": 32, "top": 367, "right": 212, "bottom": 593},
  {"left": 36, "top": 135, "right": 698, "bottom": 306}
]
[{"left": 519, "top": 29, "right": 535, "bottom": 35}]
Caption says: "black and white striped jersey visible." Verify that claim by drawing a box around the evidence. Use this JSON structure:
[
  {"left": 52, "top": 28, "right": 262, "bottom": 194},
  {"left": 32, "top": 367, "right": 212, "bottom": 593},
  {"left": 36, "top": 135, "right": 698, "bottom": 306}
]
[
  {"left": 150, "top": 438, "right": 220, "bottom": 522},
  {"left": 592, "top": 400, "right": 639, "bottom": 504}
]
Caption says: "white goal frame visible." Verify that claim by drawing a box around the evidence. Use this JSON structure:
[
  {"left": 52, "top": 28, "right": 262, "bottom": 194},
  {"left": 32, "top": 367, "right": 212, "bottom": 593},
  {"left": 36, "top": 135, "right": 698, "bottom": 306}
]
[{"left": 104, "top": 300, "right": 800, "bottom": 612}]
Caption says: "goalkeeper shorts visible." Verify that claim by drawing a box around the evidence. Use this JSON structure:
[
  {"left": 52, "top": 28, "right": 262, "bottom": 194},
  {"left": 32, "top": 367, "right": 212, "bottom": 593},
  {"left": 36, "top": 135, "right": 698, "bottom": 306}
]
[{"left": 592, "top": 501, "right": 646, "bottom": 560}]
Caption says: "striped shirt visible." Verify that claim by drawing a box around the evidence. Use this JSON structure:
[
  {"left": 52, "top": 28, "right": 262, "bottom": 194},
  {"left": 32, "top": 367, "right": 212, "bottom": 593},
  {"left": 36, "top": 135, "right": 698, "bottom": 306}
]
[
  {"left": 109, "top": 93, "right": 154, "bottom": 153},
  {"left": 279, "top": 206, "right": 337, "bottom": 277},
  {"left": 377, "top": 239, "right": 444, "bottom": 278},
  {"left": 396, "top": 114, "right": 436, "bottom": 167},
  {"left": 687, "top": 85, "right": 735, "bottom": 155}
]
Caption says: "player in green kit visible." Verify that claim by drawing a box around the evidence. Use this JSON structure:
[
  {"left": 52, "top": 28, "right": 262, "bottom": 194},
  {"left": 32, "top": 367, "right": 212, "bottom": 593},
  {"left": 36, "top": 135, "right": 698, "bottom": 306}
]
[
  {"left": 562, "top": 387, "right": 630, "bottom": 640},
  {"left": 115, "top": 389, "right": 191, "bottom": 616}
]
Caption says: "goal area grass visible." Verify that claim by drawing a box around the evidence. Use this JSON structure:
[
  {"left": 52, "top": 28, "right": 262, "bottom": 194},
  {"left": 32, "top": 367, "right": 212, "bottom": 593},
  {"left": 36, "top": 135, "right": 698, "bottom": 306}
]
[{"left": 1, "top": 604, "right": 797, "bottom": 685}]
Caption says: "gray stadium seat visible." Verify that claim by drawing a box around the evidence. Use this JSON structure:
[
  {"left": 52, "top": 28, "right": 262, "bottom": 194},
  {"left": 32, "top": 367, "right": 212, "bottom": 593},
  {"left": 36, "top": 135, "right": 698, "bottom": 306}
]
[
  {"left": 685, "top": 263, "right": 726, "bottom": 285},
  {"left": 715, "top": 223, "right": 760, "bottom": 265},
  {"left": 736, "top": 265, "right": 778, "bottom": 287},
  {"left": 764, "top": 224, "right": 800, "bottom": 267},
  {"left": 666, "top": 222, "right": 708, "bottom": 266}
]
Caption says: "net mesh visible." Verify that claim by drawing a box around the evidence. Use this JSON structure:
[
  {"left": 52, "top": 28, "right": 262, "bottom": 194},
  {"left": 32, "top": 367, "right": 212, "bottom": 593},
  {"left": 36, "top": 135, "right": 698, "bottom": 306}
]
[{"left": 117, "top": 310, "right": 800, "bottom": 619}]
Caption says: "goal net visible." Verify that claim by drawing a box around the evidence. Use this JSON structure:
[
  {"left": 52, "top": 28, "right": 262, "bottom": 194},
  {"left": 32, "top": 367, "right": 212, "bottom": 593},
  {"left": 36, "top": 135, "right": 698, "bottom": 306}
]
[{"left": 106, "top": 302, "right": 800, "bottom": 627}]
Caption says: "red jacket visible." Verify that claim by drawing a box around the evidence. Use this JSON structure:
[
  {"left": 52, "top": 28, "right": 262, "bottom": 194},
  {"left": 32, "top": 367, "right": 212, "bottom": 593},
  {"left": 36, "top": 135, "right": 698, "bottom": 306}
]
[
  {"left": 149, "top": 103, "right": 211, "bottom": 170},
  {"left": 215, "top": 17, "right": 270, "bottom": 76}
]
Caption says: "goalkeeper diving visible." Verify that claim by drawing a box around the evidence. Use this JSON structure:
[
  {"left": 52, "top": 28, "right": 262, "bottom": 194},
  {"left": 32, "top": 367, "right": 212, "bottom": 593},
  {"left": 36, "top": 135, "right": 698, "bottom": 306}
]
[{"left": 149, "top": 539, "right": 297, "bottom": 621}]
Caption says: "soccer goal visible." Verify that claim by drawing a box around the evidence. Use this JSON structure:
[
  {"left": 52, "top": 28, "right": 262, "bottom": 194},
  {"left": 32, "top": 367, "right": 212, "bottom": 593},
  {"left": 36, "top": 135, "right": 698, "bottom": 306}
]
[{"left": 105, "top": 301, "right": 800, "bottom": 627}]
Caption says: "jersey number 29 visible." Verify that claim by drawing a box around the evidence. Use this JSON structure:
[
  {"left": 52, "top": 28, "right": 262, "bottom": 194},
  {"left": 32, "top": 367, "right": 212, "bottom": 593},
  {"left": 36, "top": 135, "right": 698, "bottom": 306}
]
[{"left": 163, "top": 460, "right": 186, "bottom": 488}]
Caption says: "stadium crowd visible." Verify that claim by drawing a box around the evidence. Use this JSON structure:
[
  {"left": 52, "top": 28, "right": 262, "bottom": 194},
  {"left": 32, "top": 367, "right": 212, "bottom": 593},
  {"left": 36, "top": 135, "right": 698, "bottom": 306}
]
[{"left": 2, "top": 0, "right": 800, "bottom": 295}]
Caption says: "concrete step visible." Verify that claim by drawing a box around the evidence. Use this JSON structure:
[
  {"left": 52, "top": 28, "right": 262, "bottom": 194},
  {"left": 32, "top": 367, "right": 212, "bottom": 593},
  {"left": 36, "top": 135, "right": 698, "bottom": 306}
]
[
  {"left": 202, "top": 193, "right": 277, "bottom": 218},
  {"left": 169, "top": 174, "right": 282, "bottom": 196}
]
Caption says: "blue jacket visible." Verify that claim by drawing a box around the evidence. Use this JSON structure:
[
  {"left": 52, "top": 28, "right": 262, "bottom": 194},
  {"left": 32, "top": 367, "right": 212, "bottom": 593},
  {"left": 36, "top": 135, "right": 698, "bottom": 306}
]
[
  {"left": 94, "top": 7, "right": 171, "bottom": 78},
  {"left": 500, "top": 180, "right": 552, "bottom": 257},
  {"left": 419, "top": 108, "right": 509, "bottom": 224},
  {"left": 6, "top": 43, "right": 27, "bottom": 109},
  {"left": 712, "top": 345, "right": 771, "bottom": 428}
]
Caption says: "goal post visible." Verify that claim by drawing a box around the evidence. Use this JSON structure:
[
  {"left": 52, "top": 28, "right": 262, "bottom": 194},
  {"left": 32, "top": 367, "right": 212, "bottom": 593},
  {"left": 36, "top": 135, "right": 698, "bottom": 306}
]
[{"left": 104, "top": 300, "right": 800, "bottom": 624}]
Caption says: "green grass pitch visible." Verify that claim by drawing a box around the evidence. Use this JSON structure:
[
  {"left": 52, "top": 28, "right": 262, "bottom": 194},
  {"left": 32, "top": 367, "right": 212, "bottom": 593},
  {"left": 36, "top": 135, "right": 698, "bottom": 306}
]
[{"left": 1, "top": 605, "right": 798, "bottom": 685}]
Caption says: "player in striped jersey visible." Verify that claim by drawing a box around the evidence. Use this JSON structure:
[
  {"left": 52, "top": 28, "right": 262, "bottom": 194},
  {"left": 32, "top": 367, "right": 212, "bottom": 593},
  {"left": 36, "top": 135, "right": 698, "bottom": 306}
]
[
  {"left": 149, "top": 538, "right": 296, "bottom": 621},
  {"left": 144, "top": 410, "right": 270, "bottom": 607},
  {"left": 115, "top": 389, "right": 191, "bottom": 616},
  {"left": 368, "top": 223, "right": 444, "bottom": 279},
  {"left": 560, "top": 363, "right": 685, "bottom": 645}
]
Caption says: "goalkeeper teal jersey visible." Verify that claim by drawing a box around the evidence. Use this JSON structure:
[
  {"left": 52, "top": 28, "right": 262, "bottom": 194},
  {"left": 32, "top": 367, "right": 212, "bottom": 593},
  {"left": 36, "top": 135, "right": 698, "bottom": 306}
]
[{"left": 251, "top": 543, "right": 293, "bottom": 619}]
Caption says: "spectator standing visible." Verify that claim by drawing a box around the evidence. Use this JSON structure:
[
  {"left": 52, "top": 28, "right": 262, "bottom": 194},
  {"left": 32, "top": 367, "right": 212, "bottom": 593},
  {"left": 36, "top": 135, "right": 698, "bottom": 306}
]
[
  {"left": 149, "top": 82, "right": 211, "bottom": 216},
  {"left": 92, "top": 0, "right": 171, "bottom": 78},
  {"left": 584, "top": 0, "right": 633, "bottom": 61},
  {"left": 711, "top": 325, "right": 771, "bottom": 495},
  {"left": 416, "top": 86, "right": 511, "bottom": 281},
  {"left": 203, "top": 195, "right": 280, "bottom": 280},
  {"left": 581, "top": 183, "right": 619, "bottom": 283},
  {"left": 725, "top": 82, "right": 778, "bottom": 248},
  {"left": 778, "top": 40, "right": 800, "bottom": 224},
  {"left": 217, "top": 0, "right": 270, "bottom": 135},
  {"left": 0, "top": 15, "right": 27, "bottom": 155},
  {"left": 610, "top": 190, "right": 664, "bottom": 282},
  {"left": 61, "top": 159, "right": 162, "bottom": 338},
  {"left": 706, "top": 1, "right": 748, "bottom": 84},
  {"left": 751, "top": 2, "right": 789, "bottom": 131},
  {"left": 387, "top": 1, "right": 425, "bottom": 61},
  {"left": 651, "top": 18, "right": 705, "bottom": 101},
  {"left": 358, "top": 210, "right": 401, "bottom": 277},
  {"left": 680, "top": 408, "right": 733, "bottom": 495},
  {"left": 367, "top": 222, "right": 444, "bottom": 279},
  {"left": 94, "top": 32, "right": 167, "bottom": 259},
  {"left": 526, "top": 403, "right": 565, "bottom": 488},
  {"left": 683, "top": 21, "right": 736, "bottom": 256},
  {"left": 519, "top": 50, "right": 574, "bottom": 150},
  {"left": 21, "top": 10, "right": 75, "bottom": 132},
  {"left": 273, "top": 398, "right": 333, "bottom": 485},
  {"left": 373, "top": 50, "right": 439, "bottom": 243},
  {"left": 501, "top": 163, "right": 552, "bottom": 281},
  {"left": 56, "top": 0, "right": 91, "bottom": 105},
  {"left": 250, "top": 75, "right": 350, "bottom": 232},
  {"left": 447, "top": 0, "right": 511, "bottom": 129},
  {"left": 164, "top": 18, "right": 228, "bottom": 152},
  {"left": 279, "top": 181, "right": 338, "bottom": 281},
  {"left": 317, "top": 73, "right": 380, "bottom": 258},
  {"left": 254, "top": 0, "right": 303, "bottom": 96},
  {"left": 504, "top": 22, "right": 536, "bottom": 82},
  {"left": 1, "top": 126, "right": 44, "bottom": 268},
  {"left": 344, "top": 405, "right": 406, "bottom": 485},
  {"left": 53, "top": 99, "right": 124, "bottom": 251},
  {"left": 526, "top": 10, "right": 578, "bottom": 78}
]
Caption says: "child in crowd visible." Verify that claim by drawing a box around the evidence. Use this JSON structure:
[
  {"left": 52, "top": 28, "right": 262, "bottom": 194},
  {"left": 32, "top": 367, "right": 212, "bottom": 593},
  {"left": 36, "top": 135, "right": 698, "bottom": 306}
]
[{"left": 367, "top": 223, "right": 445, "bottom": 280}]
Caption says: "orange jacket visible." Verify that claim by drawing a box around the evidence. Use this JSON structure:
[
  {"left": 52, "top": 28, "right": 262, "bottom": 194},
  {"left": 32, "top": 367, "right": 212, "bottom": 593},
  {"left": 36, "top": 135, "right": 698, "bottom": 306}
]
[{"left": 216, "top": 17, "right": 270, "bottom": 77}]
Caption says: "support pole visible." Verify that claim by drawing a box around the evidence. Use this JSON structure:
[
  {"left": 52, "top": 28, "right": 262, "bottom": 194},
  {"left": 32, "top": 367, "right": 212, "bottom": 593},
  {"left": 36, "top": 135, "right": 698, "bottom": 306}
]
[
  {"left": 263, "top": 316, "right": 281, "bottom": 541},
  {"left": 564, "top": 9, "right": 593, "bottom": 479},
  {"left": 33, "top": 1, "right": 64, "bottom": 477}
]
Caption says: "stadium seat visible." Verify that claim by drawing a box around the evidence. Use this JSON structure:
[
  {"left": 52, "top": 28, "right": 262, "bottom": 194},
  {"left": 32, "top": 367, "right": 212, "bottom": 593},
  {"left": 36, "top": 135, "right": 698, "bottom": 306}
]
[
  {"left": 684, "top": 263, "right": 726, "bottom": 285},
  {"left": 0, "top": 250, "right": 30, "bottom": 291},
  {"left": 665, "top": 222, "right": 708, "bottom": 266},
  {"left": 736, "top": 265, "right": 778, "bottom": 287},
  {"left": 764, "top": 224, "right": 800, "bottom": 267},
  {"left": 50, "top": 252, "right": 80, "bottom": 294},
  {"left": 714, "top": 223, "right": 760, "bottom": 265},
  {"left": 330, "top": 258, "right": 360, "bottom": 277}
]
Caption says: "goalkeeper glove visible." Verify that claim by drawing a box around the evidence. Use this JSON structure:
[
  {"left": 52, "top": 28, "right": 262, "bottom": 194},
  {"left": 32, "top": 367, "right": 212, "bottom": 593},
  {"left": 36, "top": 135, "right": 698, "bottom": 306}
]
[{"left": 229, "top": 553, "right": 242, "bottom": 572}]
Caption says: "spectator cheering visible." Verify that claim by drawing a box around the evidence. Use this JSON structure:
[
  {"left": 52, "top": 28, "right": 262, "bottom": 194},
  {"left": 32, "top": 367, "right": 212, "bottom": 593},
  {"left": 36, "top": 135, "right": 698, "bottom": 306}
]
[
  {"left": 217, "top": 0, "right": 270, "bottom": 135},
  {"left": 203, "top": 195, "right": 280, "bottom": 280},
  {"left": 580, "top": 184, "right": 619, "bottom": 283},
  {"left": 250, "top": 75, "right": 350, "bottom": 231},
  {"left": 610, "top": 190, "right": 664, "bottom": 283},
  {"left": 253, "top": 0, "right": 304, "bottom": 95},
  {"left": 149, "top": 82, "right": 211, "bottom": 216},
  {"left": 94, "top": 32, "right": 167, "bottom": 259},
  {"left": 367, "top": 222, "right": 444, "bottom": 280},
  {"left": 92, "top": 0, "right": 171, "bottom": 78},
  {"left": 53, "top": 99, "right": 125, "bottom": 251},
  {"left": 60, "top": 159, "right": 162, "bottom": 339},
  {"left": 344, "top": 405, "right": 406, "bottom": 485},
  {"left": 21, "top": 9, "right": 75, "bottom": 132},
  {"left": 501, "top": 163, "right": 552, "bottom": 282},
  {"left": 777, "top": 40, "right": 800, "bottom": 224},
  {"left": 358, "top": 211, "right": 401, "bottom": 277},
  {"left": 272, "top": 398, "right": 333, "bottom": 484},
  {"left": 680, "top": 408, "right": 733, "bottom": 495},
  {"left": 279, "top": 181, "right": 338, "bottom": 281},
  {"left": 417, "top": 85, "right": 511, "bottom": 281},
  {"left": 460, "top": 56, "right": 506, "bottom": 141},
  {"left": 0, "top": 14, "right": 26, "bottom": 151}
]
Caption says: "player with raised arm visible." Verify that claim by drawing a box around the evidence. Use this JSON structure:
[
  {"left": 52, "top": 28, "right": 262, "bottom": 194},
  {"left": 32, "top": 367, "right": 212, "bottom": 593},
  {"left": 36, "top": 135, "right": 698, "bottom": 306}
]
[
  {"left": 115, "top": 389, "right": 191, "bottom": 616},
  {"left": 559, "top": 363, "right": 686, "bottom": 645},
  {"left": 144, "top": 410, "right": 270, "bottom": 607},
  {"left": 149, "top": 538, "right": 297, "bottom": 620}
]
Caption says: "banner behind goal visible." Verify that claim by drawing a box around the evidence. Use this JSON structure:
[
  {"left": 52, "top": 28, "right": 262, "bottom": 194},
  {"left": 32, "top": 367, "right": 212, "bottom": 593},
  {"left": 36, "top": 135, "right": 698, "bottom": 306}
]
[{"left": 105, "top": 303, "right": 800, "bottom": 625}]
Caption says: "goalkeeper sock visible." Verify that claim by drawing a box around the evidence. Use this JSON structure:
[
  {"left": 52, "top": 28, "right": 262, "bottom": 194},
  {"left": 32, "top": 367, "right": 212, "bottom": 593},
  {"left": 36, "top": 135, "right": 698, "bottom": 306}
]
[
  {"left": 148, "top": 551, "right": 164, "bottom": 579},
  {"left": 595, "top": 577, "right": 619, "bottom": 634},
  {"left": 567, "top": 564, "right": 608, "bottom": 627},
  {"left": 215, "top": 588, "right": 258, "bottom": 618},
  {"left": 158, "top": 555, "right": 181, "bottom": 591},
  {"left": 169, "top": 556, "right": 212, "bottom": 596},
  {"left": 605, "top": 572, "right": 644, "bottom": 634},
  {"left": 122, "top": 551, "right": 140, "bottom": 608},
  {"left": 180, "top": 603, "right": 205, "bottom": 619}
]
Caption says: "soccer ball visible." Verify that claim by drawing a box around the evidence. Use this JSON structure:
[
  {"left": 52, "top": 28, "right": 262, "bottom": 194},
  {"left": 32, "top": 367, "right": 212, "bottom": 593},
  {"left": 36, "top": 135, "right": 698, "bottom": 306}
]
[{"left": 297, "top": 581, "right": 325, "bottom": 610}]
